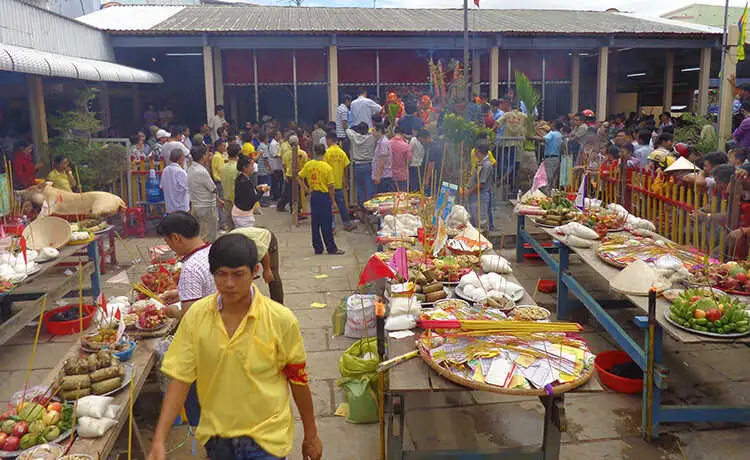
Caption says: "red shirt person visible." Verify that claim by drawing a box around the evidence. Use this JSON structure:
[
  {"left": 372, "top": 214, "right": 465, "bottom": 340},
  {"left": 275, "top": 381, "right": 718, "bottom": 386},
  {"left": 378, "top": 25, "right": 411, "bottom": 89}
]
[{"left": 12, "top": 142, "right": 42, "bottom": 189}]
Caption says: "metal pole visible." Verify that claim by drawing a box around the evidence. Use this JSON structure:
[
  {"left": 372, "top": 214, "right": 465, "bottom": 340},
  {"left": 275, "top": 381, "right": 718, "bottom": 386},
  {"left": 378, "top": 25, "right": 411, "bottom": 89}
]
[
  {"left": 718, "top": 0, "right": 730, "bottom": 131},
  {"left": 293, "top": 50, "right": 299, "bottom": 124},
  {"left": 507, "top": 54, "right": 512, "bottom": 92},
  {"left": 253, "top": 51, "right": 260, "bottom": 123},
  {"left": 463, "top": 0, "right": 470, "bottom": 102}
]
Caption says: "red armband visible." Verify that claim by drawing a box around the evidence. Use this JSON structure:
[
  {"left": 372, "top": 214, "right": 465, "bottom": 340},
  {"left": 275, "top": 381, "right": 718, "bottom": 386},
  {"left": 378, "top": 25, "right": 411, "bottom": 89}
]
[{"left": 282, "top": 363, "right": 309, "bottom": 385}]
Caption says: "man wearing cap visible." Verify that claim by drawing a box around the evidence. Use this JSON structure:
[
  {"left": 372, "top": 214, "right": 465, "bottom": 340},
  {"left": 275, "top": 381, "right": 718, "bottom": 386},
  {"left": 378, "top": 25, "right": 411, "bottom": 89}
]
[{"left": 152, "top": 129, "right": 171, "bottom": 162}]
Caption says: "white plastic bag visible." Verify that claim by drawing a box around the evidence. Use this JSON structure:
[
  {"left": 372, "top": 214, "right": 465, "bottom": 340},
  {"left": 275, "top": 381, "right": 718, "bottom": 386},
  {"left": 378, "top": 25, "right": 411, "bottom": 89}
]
[
  {"left": 562, "top": 234, "right": 593, "bottom": 248},
  {"left": 555, "top": 222, "right": 599, "bottom": 240},
  {"left": 344, "top": 294, "right": 378, "bottom": 339},
  {"left": 76, "top": 395, "right": 114, "bottom": 419},
  {"left": 77, "top": 416, "right": 118, "bottom": 438},
  {"left": 104, "top": 404, "right": 120, "bottom": 419},
  {"left": 389, "top": 296, "right": 420, "bottom": 317},
  {"left": 384, "top": 315, "right": 416, "bottom": 331},
  {"left": 459, "top": 271, "right": 482, "bottom": 289},
  {"left": 481, "top": 255, "right": 511, "bottom": 274}
]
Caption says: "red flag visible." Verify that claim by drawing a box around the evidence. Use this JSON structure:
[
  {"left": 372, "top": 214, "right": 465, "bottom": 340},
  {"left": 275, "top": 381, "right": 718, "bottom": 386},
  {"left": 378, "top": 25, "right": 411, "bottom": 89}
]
[
  {"left": 474, "top": 0, "right": 480, "bottom": 7},
  {"left": 19, "top": 236, "right": 27, "bottom": 265},
  {"left": 358, "top": 255, "right": 398, "bottom": 286}
]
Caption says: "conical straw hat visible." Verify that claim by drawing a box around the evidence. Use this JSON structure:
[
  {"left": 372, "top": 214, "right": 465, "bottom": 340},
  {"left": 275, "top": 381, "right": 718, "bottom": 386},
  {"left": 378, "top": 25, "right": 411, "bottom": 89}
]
[
  {"left": 22, "top": 216, "right": 72, "bottom": 250},
  {"left": 664, "top": 156, "right": 699, "bottom": 173}
]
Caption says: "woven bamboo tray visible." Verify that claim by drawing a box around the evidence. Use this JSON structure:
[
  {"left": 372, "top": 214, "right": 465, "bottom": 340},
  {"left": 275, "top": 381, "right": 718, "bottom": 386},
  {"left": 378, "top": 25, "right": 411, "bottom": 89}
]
[
  {"left": 127, "top": 318, "right": 177, "bottom": 339},
  {"left": 416, "top": 336, "right": 595, "bottom": 396}
]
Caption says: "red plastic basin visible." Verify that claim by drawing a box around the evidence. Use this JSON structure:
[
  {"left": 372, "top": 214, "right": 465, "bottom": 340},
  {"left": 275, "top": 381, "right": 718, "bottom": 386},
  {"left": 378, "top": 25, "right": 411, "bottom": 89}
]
[
  {"left": 594, "top": 350, "right": 643, "bottom": 394},
  {"left": 43, "top": 304, "right": 96, "bottom": 335}
]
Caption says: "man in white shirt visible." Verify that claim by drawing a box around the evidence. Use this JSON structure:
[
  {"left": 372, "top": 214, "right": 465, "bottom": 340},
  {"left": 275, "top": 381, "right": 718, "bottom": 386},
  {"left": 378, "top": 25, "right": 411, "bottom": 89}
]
[
  {"left": 408, "top": 130, "right": 426, "bottom": 192},
  {"left": 269, "top": 131, "right": 284, "bottom": 200},
  {"left": 208, "top": 105, "right": 227, "bottom": 142},
  {"left": 336, "top": 95, "right": 352, "bottom": 148},
  {"left": 160, "top": 149, "right": 190, "bottom": 214},
  {"left": 162, "top": 131, "right": 190, "bottom": 166},
  {"left": 350, "top": 88, "right": 382, "bottom": 129},
  {"left": 187, "top": 146, "right": 219, "bottom": 242}
]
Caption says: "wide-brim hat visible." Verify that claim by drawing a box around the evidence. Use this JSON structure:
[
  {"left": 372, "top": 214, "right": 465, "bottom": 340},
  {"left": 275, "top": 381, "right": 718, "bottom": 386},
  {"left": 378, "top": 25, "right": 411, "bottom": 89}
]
[
  {"left": 22, "top": 216, "right": 72, "bottom": 250},
  {"left": 664, "top": 156, "right": 699, "bottom": 173}
]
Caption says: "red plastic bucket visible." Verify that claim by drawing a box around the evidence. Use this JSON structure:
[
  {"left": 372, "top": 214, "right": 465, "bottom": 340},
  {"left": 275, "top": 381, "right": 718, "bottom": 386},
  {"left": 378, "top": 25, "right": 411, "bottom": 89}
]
[
  {"left": 43, "top": 304, "right": 96, "bottom": 335},
  {"left": 594, "top": 350, "right": 643, "bottom": 394}
]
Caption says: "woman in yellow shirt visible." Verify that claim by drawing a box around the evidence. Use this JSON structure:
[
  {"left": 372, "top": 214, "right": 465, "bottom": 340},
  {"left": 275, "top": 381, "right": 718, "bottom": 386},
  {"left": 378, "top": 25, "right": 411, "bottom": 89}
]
[{"left": 47, "top": 156, "right": 76, "bottom": 192}]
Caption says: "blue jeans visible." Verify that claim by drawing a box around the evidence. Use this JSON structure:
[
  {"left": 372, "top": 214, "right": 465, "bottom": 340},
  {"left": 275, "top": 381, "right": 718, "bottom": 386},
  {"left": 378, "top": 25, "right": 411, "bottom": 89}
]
[
  {"left": 354, "top": 163, "right": 374, "bottom": 205},
  {"left": 409, "top": 166, "right": 422, "bottom": 192},
  {"left": 376, "top": 177, "right": 394, "bottom": 194},
  {"left": 310, "top": 191, "right": 338, "bottom": 254},
  {"left": 333, "top": 188, "right": 350, "bottom": 227},
  {"left": 205, "top": 436, "right": 284, "bottom": 460}
]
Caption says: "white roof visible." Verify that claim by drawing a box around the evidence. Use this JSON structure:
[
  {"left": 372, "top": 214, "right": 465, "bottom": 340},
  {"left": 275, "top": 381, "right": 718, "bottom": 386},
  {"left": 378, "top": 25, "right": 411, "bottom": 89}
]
[
  {"left": 76, "top": 5, "right": 184, "bottom": 31},
  {"left": 616, "top": 12, "right": 724, "bottom": 34},
  {"left": 0, "top": 42, "right": 163, "bottom": 83}
]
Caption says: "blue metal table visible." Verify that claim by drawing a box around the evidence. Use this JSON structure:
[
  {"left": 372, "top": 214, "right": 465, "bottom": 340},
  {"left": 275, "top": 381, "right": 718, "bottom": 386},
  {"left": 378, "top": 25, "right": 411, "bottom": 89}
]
[{"left": 515, "top": 213, "right": 750, "bottom": 439}]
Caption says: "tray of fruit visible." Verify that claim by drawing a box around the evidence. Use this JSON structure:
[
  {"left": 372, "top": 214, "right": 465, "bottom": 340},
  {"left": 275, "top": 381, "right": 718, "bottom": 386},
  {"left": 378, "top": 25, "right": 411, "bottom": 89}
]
[
  {"left": 665, "top": 289, "right": 750, "bottom": 337},
  {"left": 139, "top": 265, "right": 180, "bottom": 296},
  {"left": 686, "top": 261, "right": 750, "bottom": 295},
  {"left": 532, "top": 192, "right": 579, "bottom": 227},
  {"left": 135, "top": 304, "right": 167, "bottom": 331},
  {"left": 576, "top": 208, "right": 627, "bottom": 237},
  {"left": 0, "top": 401, "right": 74, "bottom": 457}
]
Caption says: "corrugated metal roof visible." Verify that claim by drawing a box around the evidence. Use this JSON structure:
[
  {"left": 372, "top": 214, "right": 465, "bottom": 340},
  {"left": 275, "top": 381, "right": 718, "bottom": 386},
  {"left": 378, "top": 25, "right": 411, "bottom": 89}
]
[
  {"left": 76, "top": 5, "right": 186, "bottom": 31},
  {"left": 77, "top": 5, "right": 722, "bottom": 36},
  {"left": 0, "top": 42, "right": 164, "bottom": 83},
  {"left": 1, "top": 0, "right": 114, "bottom": 61}
]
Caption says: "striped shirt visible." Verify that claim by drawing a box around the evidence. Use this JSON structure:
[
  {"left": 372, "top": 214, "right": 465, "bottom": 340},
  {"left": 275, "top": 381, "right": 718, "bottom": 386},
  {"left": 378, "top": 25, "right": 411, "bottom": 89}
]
[{"left": 336, "top": 104, "right": 349, "bottom": 138}]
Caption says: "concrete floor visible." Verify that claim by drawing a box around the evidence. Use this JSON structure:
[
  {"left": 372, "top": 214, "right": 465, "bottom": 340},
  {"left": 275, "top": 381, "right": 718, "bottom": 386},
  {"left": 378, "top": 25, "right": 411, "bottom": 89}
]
[{"left": 1, "top": 205, "right": 750, "bottom": 459}]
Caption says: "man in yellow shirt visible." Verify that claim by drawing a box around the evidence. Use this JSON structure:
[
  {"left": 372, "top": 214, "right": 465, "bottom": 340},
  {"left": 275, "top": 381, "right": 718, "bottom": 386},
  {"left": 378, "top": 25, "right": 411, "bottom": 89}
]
[
  {"left": 220, "top": 144, "right": 240, "bottom": 230},
  {"left": 47, "top": 155, "right": 76, "bottom": 192},
  {"left": 323, "top": 132, "right": 355, "bottom": 231},
  {"left": 212, "top": 139, "right": 228, "bottom": 229},
  {"left": 277, "top": 134, "right": 308, "bottom": 214},
  {"left": 297, "top": 144, "right": 345, "bottom": 255},
  {"left": 149, "top": 235, "right": 322, "bottom": 460}
]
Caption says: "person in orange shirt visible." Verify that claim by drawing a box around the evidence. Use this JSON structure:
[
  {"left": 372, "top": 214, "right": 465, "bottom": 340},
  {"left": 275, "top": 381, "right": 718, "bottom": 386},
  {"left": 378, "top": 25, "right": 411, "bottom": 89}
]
[{"left": 323, "top": 132, "right": 355, "bottom": 231}]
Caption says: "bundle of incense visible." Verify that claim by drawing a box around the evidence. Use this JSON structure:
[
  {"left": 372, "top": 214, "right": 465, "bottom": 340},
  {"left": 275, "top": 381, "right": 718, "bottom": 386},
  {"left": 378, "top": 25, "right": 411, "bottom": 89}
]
[
  {"left": 417, "top": 319, "right": 582, "bottom": 332},
  {"left": 377, "top": 350, "right": 418, "bottom": 373},
  {"left": 132, "top": 283, "right": 164, "bottom": 304}
]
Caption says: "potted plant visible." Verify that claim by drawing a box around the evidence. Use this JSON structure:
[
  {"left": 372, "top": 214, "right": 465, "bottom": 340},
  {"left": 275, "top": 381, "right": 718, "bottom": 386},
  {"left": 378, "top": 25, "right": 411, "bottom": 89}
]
[{"left": 514, "top": 71, "right": 542, "bottom": 192}]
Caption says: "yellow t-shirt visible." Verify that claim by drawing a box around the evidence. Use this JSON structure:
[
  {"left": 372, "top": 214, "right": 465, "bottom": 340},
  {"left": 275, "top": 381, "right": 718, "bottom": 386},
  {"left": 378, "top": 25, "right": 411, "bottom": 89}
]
[
  {"left": 230, "top": 227, "right": 272, "bottom": 260},
  {"left": 47, "top": 169, "right": 72, "bottom": 192},
  {"left": 161, "top": 291, "right": 306, "bottom": 457},
  {"left": 323, "top": 144, "right": 350, "bottom": 190},
  {"left": 242, "top": 142, "right": 256, "bottom": 158},
  {"left": 220, "top": 160, "right": 239, "bottom": 202},
  {"left": 282, "top": 147, "right": 309, "bottom": 178},
  {"left": 298, "top": 159, "right": 334, "bottom": 193},
  {"left": 211, "top": 152, "right": 225, "bottom": 181}
]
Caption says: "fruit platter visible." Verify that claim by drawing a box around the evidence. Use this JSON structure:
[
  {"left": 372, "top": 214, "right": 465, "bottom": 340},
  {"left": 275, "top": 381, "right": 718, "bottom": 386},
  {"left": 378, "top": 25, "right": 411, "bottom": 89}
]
[
  {"left": 135, "top": 304, "right": 167, "bottom": 331},
  {"left": 0, "top": 400, "right": 74, "bottom": 457},
  {"left": 532, "top": 192, "right": 579, "bottom": 227},
  {"left": 665, "top": 289, "right": 750, "bottom": 337},
  {"left": 686, "top": 261, "right": 750, "bottom": 295},
  {"left": 576, "top": 208, "right": 627, "bottom": 237},
  {"left": 138, "top": 264, "right": 180, "bottom": 296}
]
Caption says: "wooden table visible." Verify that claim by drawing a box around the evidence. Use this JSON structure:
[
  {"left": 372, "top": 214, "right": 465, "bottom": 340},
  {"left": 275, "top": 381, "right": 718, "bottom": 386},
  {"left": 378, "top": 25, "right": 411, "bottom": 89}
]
[
  {"left": 0, "top": 240, "right": 101, "bottom": 347},
  {"left": 383, "top": 272, "right": 604, "bottom": 460},
  {"left": 515, "top": 213, "right": 750, "bottom": 439}
]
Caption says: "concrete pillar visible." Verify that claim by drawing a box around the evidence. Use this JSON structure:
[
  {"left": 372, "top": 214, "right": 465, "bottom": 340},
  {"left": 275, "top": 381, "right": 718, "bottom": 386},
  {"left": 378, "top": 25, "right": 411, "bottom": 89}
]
[
  {"left": 213, "top": 47, "right": 224, "bottom": 108},
  {"left": 489, "top": 46, "right": 499, "bottom": 100},
  {"left": 27, "top": 75, "right": 47, "bottom": 163},
  {"left": 698, "top": 47, "right": 712, "bottom": 115},
  {"left": 203, "top": 45, "right": 215, "bottom": 124},
  {"left": 471, "top": 50, "right": 481, "bottom": 97},
  {"left": 663, "top": 51, "right": 674, "bottom": 112},
  {"left": 328, "top": 44, "right": 339, "bottom": 123},
  {"left": 719, "top": 25, "right": 740, "bottom": 145},
  {"left": 571, "top": 53, "right": 580, "bottom": 113},
  {"left": 596, "top": 47, "right": 609, "bottom": 121}
]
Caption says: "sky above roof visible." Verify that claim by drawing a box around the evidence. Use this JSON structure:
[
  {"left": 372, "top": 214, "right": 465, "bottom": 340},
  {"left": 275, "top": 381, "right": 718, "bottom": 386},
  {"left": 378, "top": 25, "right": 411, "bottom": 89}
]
[{"left": 223, "top": 0, "right": 748, "bottom": 17}]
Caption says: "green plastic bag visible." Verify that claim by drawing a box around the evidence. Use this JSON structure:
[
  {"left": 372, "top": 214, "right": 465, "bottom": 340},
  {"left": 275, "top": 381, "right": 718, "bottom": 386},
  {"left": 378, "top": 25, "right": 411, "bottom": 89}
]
[
  {"left": 331, "top": 297, "right": 347, "bottom": 337},
  {"left": 340, "top": 378, "right": 379, "bottom": 424},
  {"left": 338, "top": 337, "right": 379, "bottom": 383}
]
